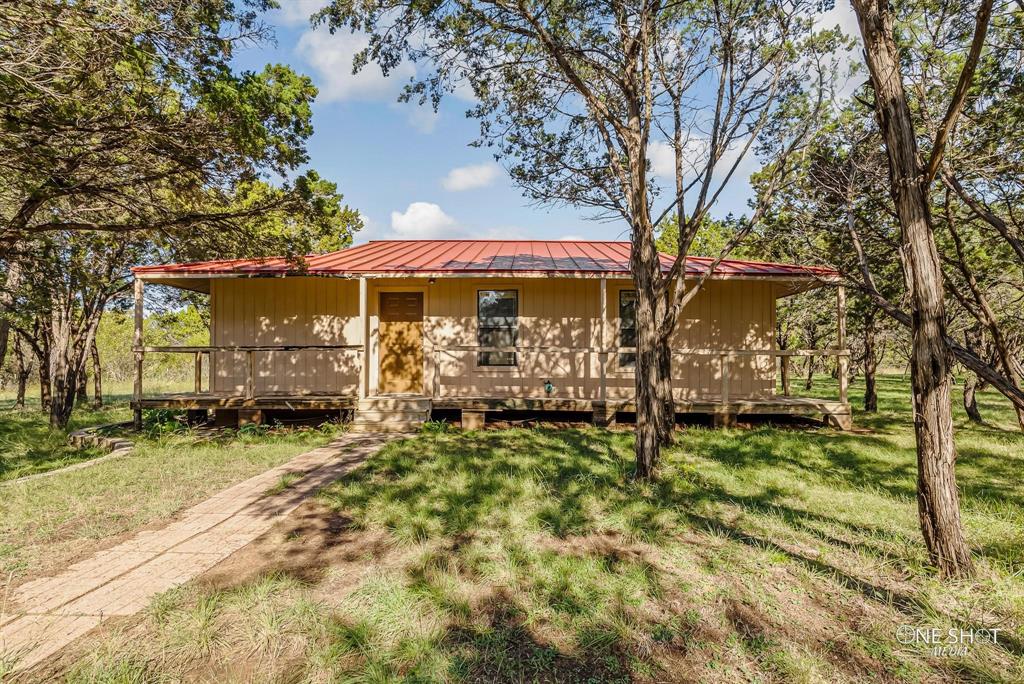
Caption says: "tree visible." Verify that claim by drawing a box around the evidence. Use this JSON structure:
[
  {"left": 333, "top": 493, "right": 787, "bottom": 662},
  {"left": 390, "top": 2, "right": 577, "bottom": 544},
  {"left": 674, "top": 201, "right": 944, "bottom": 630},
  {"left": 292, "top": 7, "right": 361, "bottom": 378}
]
[
  {"left": 843, "top": 0, "right": 995, "bottom": 576},
  {"left": 319, "top": 0, "right": 842, "bottom": 477},
  {"left": 0, "top": 0, "right": 358, "bottom": 365}
]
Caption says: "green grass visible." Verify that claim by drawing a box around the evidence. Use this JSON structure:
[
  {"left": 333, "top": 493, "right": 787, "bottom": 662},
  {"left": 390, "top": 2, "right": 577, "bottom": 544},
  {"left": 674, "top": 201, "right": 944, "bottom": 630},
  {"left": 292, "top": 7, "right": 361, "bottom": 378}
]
[
  {"left": 0, "top": 385, "right": 343, "bottom": 592},
  {"left": 20, "top": 375, "right": 1024, "bottom": 682}
]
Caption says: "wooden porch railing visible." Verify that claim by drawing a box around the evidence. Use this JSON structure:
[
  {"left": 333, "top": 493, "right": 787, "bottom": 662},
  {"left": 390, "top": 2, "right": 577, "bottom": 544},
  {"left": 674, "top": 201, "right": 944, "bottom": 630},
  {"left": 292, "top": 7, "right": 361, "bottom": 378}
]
[
  {"left": 132, "top": 344, "right": 363, "bottom": 427},
  {"left": 428, "top": 345, "right": 850, "bottom": 406}
]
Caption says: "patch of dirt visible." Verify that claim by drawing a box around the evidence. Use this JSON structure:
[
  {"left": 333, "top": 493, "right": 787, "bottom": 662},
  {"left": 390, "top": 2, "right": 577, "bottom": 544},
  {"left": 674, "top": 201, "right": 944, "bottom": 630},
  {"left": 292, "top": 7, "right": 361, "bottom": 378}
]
[{"left": 199, "top": 499, "right": 395, "bottom": 591}]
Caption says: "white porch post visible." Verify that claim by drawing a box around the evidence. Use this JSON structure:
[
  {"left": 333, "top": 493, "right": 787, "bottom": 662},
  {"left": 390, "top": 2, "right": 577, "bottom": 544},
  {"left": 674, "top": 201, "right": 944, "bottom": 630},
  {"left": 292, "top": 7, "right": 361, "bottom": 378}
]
[
  {"left": 359, "top": 277, "right": 368, "bottom": 399},
  {"left": 837, "top": 285, "right": 849, "bottom": 405}
]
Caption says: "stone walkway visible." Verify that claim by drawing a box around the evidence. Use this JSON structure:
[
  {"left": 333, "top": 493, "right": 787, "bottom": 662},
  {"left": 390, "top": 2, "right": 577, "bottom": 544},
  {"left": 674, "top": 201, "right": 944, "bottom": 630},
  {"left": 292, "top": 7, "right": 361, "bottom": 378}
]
[{"left": 0, "top": 431, "right": 397, "bottom": 672}]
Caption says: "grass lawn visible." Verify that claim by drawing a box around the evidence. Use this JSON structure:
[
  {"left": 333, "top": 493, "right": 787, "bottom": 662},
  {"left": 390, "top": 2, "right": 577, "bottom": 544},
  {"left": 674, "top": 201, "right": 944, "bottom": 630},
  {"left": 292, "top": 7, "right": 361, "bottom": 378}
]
[
  {"left": 37, "top": 374, "right": 1024, "bottom": 683},
  {"left": 0, "top": 385, "right": 345, "bottom": 597}
]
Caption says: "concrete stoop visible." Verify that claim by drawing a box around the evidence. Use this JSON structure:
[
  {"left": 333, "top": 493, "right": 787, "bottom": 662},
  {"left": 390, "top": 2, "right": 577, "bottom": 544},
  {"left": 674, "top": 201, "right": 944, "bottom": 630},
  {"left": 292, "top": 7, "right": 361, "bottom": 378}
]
[{"left": 351, "top": 396, "right": 431, "bottom": 433}]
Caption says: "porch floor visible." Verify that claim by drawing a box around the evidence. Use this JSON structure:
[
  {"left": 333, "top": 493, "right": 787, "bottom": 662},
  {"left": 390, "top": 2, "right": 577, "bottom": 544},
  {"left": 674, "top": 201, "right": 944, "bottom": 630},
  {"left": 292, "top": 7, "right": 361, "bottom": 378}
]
[{"left": 133, "top": 393, "right": 850, "bottom": 427}]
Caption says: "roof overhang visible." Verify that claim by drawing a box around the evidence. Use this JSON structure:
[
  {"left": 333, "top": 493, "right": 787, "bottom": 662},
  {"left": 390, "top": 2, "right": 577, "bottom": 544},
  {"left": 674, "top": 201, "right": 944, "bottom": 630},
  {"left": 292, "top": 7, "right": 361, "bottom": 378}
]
[{"left": 135, "top": 269, "right": 838, "bottom": 298}]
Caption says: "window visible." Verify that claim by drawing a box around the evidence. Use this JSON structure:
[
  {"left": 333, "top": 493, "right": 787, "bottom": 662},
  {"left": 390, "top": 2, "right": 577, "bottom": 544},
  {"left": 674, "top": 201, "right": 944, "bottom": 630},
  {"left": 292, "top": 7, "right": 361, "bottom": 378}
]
[
  {"left": 478, "top": 290, "right": 518, "bottom": 366},
  {"left": 619, "top": 290, "right": 637, "bottom": 368}
]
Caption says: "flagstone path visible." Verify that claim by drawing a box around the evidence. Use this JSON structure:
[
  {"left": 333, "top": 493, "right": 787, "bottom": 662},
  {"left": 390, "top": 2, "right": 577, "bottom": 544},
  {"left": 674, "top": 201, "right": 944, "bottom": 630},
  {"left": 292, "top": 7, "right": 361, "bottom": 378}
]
[{"left": 0, "top": 431, "right": 398, "bottom": 672}]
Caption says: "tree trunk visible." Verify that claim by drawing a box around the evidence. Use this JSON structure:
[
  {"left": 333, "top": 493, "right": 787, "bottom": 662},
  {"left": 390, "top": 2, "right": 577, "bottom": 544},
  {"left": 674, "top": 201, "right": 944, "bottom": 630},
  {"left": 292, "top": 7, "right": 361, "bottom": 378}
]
[
  {"left": 963, "top": 377, "right": 983, "bottom": 423},
  {"left": 864, "top": 312, "right": 878, "bottom": 412},
  {"left": 656, "top": 340, "right": 675, "bottom": 445},
  {"left": 76, "top": 368, "right": 89, "bottom": 405},
  {"left": 91, "top": 340, "right": 103, "bottom": 408},
  {"left": 38, "top": 352, "right": 51, "bottom": 411},
  {"left": 13, "top": 334, "right": 29, "bottom": 409},
  {"left": 852, "top": 0, "right": 974, "bottom": 577},
  {"left": 633, "top": 284, "right": 661, "bottom": 479},
  {"left": 0, "top": 261, "right": 22, "bottom": 370},
  {"left": 804, "top": 356, "right": 814, "bottom": 391}
]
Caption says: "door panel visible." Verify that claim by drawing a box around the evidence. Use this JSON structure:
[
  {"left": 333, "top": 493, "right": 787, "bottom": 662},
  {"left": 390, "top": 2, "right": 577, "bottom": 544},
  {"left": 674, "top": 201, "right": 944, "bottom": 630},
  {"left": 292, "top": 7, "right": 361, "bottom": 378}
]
[{"left": 379, "top": 292, "right": 424, "bottom": 394}]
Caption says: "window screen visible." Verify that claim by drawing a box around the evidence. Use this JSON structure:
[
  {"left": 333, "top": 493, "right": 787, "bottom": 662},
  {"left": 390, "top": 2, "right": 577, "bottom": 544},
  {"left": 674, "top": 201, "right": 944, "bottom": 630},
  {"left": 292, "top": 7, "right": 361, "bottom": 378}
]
[
  {"left": 619, "top": 290, "right": 637, "bottom": 368},
  {"left": 478, "top": 290, "right": 518, "bottom": 366}
]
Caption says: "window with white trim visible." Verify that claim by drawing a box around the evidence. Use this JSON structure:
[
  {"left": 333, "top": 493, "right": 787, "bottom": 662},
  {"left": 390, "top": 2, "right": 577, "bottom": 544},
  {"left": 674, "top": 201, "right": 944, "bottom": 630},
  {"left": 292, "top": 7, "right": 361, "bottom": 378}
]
[
  {"left": 478, "top": 290, "right": 518, "bottom": 366},
  {"left": 619, "top": 290, "right": 637, "bottom": 368}
]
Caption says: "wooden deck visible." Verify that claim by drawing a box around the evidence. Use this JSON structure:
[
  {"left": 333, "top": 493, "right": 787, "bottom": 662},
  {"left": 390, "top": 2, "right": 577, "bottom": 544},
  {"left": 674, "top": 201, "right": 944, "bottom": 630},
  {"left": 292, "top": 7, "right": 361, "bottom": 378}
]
[
  {"left": 133, "top": 393, "right": 356, "bottom": 410},
  {"left": 134, "top": 393, "right": 851, "bottom": 428}
]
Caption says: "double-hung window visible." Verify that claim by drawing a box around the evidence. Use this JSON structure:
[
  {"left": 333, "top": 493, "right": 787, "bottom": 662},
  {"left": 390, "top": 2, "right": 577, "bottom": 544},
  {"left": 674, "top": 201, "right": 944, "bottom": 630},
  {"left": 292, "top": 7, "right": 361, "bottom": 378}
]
[
  {"left": 478, "top": 290, "right": 518, "bottom": 366},
  {"left": 618, "top": 290, "right": 637, "bottom": 368}
]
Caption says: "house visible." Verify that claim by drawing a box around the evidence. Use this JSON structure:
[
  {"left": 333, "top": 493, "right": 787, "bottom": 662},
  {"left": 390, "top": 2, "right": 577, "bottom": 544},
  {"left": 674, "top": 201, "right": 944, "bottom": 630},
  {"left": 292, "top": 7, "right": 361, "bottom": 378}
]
[{"left": 131, "top": 239, "right": 851, "bottom": 431}]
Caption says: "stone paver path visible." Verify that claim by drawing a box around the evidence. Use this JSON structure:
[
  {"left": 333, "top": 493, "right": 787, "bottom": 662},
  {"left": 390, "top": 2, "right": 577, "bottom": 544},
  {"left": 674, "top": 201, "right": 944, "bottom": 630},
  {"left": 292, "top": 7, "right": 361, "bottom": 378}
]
[{"left": 0, "top": 431, "right": 397, "bottom": 672}]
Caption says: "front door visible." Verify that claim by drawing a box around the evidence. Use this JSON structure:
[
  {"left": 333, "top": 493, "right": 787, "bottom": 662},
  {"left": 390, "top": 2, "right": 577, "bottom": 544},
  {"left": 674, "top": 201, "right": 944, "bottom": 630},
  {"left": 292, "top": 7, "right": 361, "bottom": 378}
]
[{"left": 378, "top": 292, "right": 424, "bottom": 394}]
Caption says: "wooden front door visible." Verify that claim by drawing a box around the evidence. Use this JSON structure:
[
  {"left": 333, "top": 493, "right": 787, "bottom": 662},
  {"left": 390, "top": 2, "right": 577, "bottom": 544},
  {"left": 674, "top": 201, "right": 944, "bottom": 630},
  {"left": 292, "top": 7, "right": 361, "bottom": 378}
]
[{"left": 378, "top": 292, "right": 424, "bottom": 394}]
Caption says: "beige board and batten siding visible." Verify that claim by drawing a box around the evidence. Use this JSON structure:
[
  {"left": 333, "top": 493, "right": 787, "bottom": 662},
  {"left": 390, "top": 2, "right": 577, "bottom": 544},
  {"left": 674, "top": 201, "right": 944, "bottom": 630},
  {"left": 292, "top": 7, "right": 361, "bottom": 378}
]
[
  {"left": 210, "top": 277, "right": 361, "bottom": 395},
  {"left": 209, "top": 275, "right": 775, "bottom": 400}
]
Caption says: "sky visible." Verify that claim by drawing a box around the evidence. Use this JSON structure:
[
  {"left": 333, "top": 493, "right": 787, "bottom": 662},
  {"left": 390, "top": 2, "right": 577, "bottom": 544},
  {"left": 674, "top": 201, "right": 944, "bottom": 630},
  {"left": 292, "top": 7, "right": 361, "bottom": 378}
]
[{"left": 238, "top": 1, "right": 861, "bottom": 245}]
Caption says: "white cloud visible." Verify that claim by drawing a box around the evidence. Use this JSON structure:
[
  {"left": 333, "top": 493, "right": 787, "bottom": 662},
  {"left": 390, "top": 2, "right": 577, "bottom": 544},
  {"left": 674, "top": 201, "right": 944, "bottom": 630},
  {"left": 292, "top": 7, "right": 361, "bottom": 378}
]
[
  {"left": 273, "top": 0, "right": 328, "bottom": 27},
  {"left": 405, "top": 105, "right": 439, "bottom": 134},
  {"left": 441, "top": 163, "right": 501, "bottom": 191},
  {"left": 296, "top": 28, "right": 415, "bottom": 102},
  {"left": 390, "top": 202, "right": 462, "bottom": 239},
  {"left": 558, "top": 234, "right": 586, "bottom": 241}
]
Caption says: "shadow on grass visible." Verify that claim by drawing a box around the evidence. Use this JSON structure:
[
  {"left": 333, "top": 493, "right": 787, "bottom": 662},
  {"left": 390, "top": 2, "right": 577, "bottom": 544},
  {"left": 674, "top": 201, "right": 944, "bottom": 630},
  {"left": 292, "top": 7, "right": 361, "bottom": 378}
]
[{"left": 283, "top": 424, "right": 1022, "bottom": 680}]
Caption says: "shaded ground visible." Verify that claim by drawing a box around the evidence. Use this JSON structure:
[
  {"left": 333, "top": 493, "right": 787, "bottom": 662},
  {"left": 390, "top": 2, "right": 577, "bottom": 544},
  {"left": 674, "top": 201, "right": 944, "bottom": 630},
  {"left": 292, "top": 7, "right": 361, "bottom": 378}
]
[{"left": 18, "top": 375, "right": 1024, "bottom": 682}]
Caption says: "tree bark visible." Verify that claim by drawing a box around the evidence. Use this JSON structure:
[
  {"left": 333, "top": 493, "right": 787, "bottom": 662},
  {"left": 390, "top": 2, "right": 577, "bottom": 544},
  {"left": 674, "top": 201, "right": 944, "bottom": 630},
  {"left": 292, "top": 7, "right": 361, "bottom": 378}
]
[
  {"left": 962, "top": 326, "right": 985, "bottom": 423},
  {"left": 863, "top": 311, "right": 878, "bottom": 412},
  {"left": 656, "top": 340, "right": 675, "bottom": 445},
  {"left": 852, "top": 0, "right": 974, "bottom": 577},
  {"left": 37, "top": 349, "right": 51, "bottom": 412},
  {"left": 13, "top": 334, "right": 29, "bottom": 409},
  {"left": 76, "top": 367, "right": 89, "bottom": 405},
  {"left": 804, "top": 356, "right": 814, "bottom": 391},
  {"left": 91, "top": 339, "right": 103, "bottom": 408},
  {"left": 0, "top": 261, "right": 21, "bottom": 370}
]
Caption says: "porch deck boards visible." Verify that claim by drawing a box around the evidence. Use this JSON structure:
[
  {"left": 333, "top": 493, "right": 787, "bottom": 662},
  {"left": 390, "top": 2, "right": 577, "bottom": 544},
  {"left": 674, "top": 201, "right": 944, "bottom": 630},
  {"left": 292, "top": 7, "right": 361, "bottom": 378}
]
[
  {"left": 134, "top": 393, "right": 848, "bottom": 420},
  {"left": 133, "top": 394, "right": 357, "bottom": 410}
]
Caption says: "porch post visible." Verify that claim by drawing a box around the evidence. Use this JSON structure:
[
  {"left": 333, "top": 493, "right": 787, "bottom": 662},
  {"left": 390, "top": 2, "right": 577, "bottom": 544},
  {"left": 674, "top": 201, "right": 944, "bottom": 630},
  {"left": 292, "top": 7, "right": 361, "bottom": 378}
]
[
  {"left": 132, "top": 277, "right": 144, "bottom": 430},
  {"left": 837, "top": 285, "right": 849, "bottom": 405},
  {"left": 598, "top": 278, "right": 608, "bottom": 402},
  {"left": 359, "top": 277, "right": 368, "bottom": 399}
]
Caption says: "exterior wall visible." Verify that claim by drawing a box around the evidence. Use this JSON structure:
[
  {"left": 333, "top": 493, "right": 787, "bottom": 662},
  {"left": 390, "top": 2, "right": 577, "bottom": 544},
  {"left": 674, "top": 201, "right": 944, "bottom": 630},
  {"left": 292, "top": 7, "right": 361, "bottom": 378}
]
[
  {"left": 208, "top": 275, "right": 776, "bottom": 401},
  {"left": 210, "top": 277, "right": 361, "bottom": 395}
]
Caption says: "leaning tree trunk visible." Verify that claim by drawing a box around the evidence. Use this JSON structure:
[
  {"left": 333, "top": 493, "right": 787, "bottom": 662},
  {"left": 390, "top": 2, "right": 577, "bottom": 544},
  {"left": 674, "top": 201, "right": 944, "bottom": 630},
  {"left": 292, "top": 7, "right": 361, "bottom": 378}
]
[
  {"left": 853, "top": 0, "right": 974, "bottom": 577},
  {"left": 91, "top": 340, "right": 103, "bottom": 408},
  {"left": 864, "top": 312, "right": 878, "bottom": 412},
  {"left": 804, "top": 355, "right": 814, "bottom": 391}
]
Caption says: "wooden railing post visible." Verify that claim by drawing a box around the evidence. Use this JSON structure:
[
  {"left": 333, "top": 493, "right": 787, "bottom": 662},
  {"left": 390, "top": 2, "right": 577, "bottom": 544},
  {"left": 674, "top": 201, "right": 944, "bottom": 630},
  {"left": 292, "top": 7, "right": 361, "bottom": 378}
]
[
  {"left": 432, "top": 347, "right": 440, "bottom": 398},
  {"left": 720, "top": 353, "right": 730, "bottom": 406},
  {"left": 132, "top": 277, "right": 144, "bottom": 430},
  {"left": 245, "top": 349, "right": 255, "bottom": 401},
  {"left": 194, "top": 351, "right": 203, "bottom": 394},
  {"left": 837, "top": 285, "right": 849, "bottom": 405}
]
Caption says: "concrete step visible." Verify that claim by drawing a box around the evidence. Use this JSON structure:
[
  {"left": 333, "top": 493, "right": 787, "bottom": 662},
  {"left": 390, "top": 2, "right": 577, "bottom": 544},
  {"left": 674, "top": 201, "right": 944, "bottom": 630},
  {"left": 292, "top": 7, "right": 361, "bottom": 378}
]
[
  {"left": 350, "top": 421, "right": 421, "bottom": 434},
  {"left": 354, "top": 410, "right": 429, "bottom": 423},
  {"left": 358, "top": 396, "right": 432, "bottom": 411}
]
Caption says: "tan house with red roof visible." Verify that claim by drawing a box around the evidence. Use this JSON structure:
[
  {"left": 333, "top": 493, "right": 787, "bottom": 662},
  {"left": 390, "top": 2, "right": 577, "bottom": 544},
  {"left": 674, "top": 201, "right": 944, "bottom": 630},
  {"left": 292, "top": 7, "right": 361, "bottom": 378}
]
[{"left": 131, "top": 240, "right": 851, "bottom": 430}]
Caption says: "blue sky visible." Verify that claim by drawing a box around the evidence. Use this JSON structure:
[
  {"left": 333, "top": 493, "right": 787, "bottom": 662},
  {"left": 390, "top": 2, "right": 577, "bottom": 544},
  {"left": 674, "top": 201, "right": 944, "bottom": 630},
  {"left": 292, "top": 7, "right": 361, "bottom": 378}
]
[{"left": 241, "top": 1, "right": 858, "bottom": 245}]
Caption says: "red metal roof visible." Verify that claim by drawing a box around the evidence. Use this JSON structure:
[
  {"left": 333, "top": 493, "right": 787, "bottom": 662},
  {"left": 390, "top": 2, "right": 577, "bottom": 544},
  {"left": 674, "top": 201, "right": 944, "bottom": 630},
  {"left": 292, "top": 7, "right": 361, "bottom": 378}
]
[{"left": 133, "top": 240, "right": 836, "bottom": 279}]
